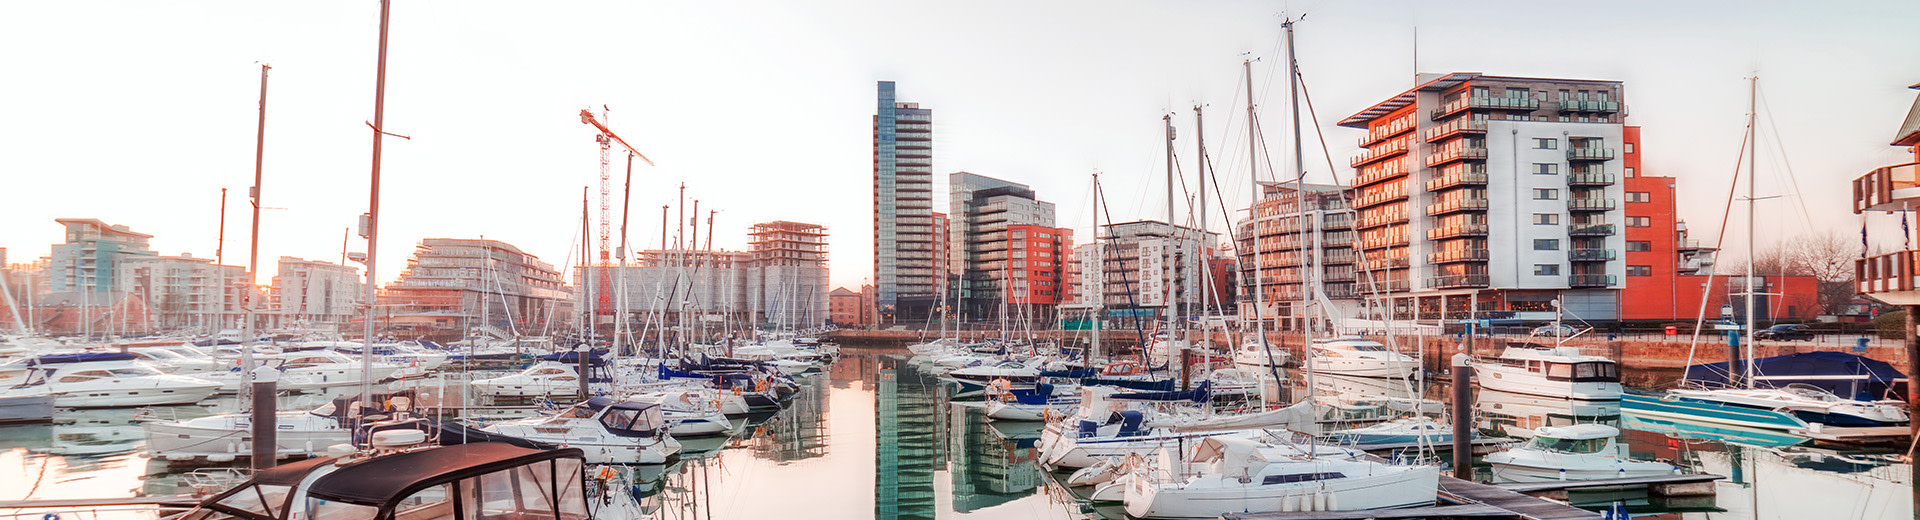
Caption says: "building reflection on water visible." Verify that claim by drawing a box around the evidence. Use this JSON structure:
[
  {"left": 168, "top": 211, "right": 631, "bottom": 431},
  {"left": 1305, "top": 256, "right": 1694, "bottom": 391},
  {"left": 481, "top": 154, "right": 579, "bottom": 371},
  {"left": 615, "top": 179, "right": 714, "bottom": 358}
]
[
  {"left": 876, "top": 356, "right": 943, "bottom": 520},
  {"left": 751, "top": 371, "right": 830, "bottom": 462},
  {"left": 947, "top": 400, "right": 1042, "bottom": 513}
]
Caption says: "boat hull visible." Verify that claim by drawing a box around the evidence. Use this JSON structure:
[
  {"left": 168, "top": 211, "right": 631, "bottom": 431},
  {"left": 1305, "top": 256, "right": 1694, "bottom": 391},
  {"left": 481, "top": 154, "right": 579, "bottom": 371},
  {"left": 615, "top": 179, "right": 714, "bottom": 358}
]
[
  {"left": 1621, "top": 393, "right": 1809, "bottom": 431},
  {"left": 1476, "top": 365, "right": 1620, "bottom": 400},
  {"left": 1123, "top": 465, "right": 1440, "bottom": 518}
]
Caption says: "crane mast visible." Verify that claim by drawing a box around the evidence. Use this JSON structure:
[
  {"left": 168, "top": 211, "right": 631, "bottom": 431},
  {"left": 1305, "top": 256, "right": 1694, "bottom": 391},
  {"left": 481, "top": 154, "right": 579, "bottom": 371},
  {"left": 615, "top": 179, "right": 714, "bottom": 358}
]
[{"left": 579, "top": 108, "right": 654, "bottom": 325}]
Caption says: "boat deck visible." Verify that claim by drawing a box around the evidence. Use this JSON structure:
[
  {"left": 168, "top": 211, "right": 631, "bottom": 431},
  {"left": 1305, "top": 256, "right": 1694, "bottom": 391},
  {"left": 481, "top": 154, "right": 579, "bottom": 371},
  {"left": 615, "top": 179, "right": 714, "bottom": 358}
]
[
  {"left": 1220, "top": 474, "right": 1602, "bottom": 520},
  {"left": 1496, "top": 473, "right": 1723, "bottom": 494},
  {"left": 1222, "top": 503, "right": 1522, "bottom": 519},
  {"left": 1790, "top": 425, "right": 1912, "bottom": 445}
]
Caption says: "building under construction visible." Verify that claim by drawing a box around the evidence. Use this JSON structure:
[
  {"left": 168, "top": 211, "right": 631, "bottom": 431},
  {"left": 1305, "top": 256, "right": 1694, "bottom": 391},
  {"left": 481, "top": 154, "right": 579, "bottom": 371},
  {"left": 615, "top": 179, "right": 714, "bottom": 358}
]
[
  {"left": 382, "top": 238, "right": 570, "bottom": 336},
  {"left": 748, "top": 221, "right": 829, "bottom": 329}
]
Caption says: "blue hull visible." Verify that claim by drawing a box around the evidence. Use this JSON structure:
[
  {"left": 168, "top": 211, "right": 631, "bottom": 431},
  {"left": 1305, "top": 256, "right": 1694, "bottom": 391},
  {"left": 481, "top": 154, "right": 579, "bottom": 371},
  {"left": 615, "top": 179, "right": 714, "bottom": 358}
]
[
  {"left": 1791, "top": 409, "right": 1908, "bottom": 428},
  {"left": 1621, "top": 393, "right": 1809, "bottom": 431},
  {"left": 1620, "top": 415, "right": 1808, "bottom": 448}
]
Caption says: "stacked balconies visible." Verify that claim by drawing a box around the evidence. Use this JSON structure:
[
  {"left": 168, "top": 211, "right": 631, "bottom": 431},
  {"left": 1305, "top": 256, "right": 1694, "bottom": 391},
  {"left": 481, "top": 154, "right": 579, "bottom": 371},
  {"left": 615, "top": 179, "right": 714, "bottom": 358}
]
[
  {"left": 1853, "top": 162, "right": 1920, "bottom": 303},
  {"left": 1430, "top": 95, "right": 1539, "bottom": 120}
]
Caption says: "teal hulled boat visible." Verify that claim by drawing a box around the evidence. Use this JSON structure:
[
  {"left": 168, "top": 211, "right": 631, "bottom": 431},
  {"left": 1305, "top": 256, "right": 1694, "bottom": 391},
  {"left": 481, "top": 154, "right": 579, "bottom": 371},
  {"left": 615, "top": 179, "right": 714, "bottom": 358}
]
[{"left": 1620, "top": 392, "right": 1809, "bottom": 432}]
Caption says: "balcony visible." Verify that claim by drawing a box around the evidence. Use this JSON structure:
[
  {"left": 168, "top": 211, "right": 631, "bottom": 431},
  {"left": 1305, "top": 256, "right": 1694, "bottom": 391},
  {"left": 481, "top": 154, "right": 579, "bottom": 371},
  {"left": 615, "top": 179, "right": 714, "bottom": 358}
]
[
  {"left": 1352, "top": 186, "right": 1409, "bottom": 209},
  {"left": 1361, "top": 235, "right": 1410, "bottom": 250},
  {"left": 1354, "top": 161, "right": 1411, "bottom": 188},
  {"left": 1431, "top": 96, "right": 1540, "bottom": 120},
  {"left": 1558, "top": 100, "right": 1621, "bottom": 113},
  {"left": 1568, "top": 223, "right": 1616, "bottom": 236},
  {"left": 1358, "top": 278, "right": 1412, "bottom": 292},
  {"left": 1569, "top": 274, "right": 1616, "bottom": 287},
  {"left": 1322, "top": 214, "right": 1354, "bottom": 229},
  {"left": 1323, "top": 270, "right": 1357, "bottom": 282},
  {"left": 1361, "top": 255, "right": 1411, "bottom": 269},
  {"left": 1859, "top": 250, "right": 1918, "bottom": 295},
  {"left": 1567, "top": 172, "right": 1616, "bottom": 186},
  {"left": 1569, "top": 248, "right": 1617, "bottom": 261},
  {"left": 1355, "top": 213, "right": 1405, "bottom": 230},
  {"left": 1427, "top": 224, "right": 1490, "bottom": 240},
  {"left": 1427, "top": 274, "right": 1490, "bottom": 289},
  {"left": 1359, "top": 114, "right": 1417, "bottom": 148},
  {"left": 1351, "top": 136, "right": 1413, "bottom": 167},
  {"left": 1567, "top": 198, "right": 1616, "bottom": 212},
  {"left": 1853, "top": 162, "right": 1920, "bottom": 213},
  {"left": 1323, "top": 235, "right": 1355, "bottom": 248},
  {"left": 1423, "top": 117, "right": 1488, "bottom": 142},
  {"left": 1427, "top": 197, "right": 1490, "bottom": 216},
  {"left": 1427, "top": 171, "right": 1489, "bottom": 192},
  {"left": 1322, "top": 251, "right": 1357, "bottom": 265},
  {"left": 1567, "top": 147, "right": 1616, "bottom": 162},
  {"left": 1426, "top": 146, "right": 1490, "bottom": 168},
  {"left": 1429, "top": 249, "right": 1490, "bottom": 264}
]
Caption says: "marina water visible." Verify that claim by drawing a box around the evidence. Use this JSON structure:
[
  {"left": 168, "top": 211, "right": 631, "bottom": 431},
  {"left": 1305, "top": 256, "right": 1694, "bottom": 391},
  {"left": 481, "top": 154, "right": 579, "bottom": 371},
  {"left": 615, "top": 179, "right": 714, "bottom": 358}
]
[{"left": 0, "top": 350, "right": 1910, "bottom": 520}]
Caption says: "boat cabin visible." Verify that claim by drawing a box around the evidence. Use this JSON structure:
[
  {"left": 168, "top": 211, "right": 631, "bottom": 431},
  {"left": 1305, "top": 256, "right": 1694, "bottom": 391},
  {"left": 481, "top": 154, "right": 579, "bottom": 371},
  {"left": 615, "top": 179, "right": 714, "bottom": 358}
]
[
  {"left": 1490, "top": 344, "right": 1620, "bottom": 383},
  {"left": 1522, "top": 423, "right": 1622, "bottom": 455},
  {"left": 560, "top": 397, "right": 668, "bottom": 438}
]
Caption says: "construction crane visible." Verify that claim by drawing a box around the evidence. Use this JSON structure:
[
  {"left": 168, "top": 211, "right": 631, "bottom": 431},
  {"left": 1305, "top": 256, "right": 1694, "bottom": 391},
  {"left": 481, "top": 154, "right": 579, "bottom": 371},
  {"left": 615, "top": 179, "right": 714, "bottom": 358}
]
[{"left": 580, "top": 108, "right": 654, "bottom": 321}]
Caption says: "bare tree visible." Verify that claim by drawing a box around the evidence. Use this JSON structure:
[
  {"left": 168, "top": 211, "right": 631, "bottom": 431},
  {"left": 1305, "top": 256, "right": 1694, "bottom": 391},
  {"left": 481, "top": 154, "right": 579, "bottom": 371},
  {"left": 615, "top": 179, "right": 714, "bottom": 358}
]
[{"left": 1723, "top": 231, "right": 1859, "bottom": 315}]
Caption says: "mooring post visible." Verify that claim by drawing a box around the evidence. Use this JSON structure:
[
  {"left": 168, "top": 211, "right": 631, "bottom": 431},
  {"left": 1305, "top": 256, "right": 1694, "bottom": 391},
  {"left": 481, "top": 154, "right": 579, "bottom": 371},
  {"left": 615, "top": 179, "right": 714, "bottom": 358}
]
[
  {"left": 1451, "top": 353, "right": 1472, "bottom": 481},
  {"left": 250, "top": 365, "right": 278, "bottom": 470}
]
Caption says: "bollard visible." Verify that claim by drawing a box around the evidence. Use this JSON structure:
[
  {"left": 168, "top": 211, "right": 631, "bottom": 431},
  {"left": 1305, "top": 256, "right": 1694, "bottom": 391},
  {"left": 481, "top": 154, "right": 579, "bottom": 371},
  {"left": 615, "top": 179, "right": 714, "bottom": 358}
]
[
  {"left": 1451, "top": 353, "right": 1472, "bottom": 480},
  {"left": 250, "top": 365, "right": 279, "bottom": 470}
]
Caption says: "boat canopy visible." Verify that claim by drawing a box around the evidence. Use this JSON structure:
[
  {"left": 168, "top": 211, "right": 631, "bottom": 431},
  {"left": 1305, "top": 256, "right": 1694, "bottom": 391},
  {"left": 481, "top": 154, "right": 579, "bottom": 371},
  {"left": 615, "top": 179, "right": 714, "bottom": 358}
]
[
  {"left": 306, "top": 443, "right": 588, "bottom": 520},
  {"left": 182, "top": 456, "right": 339, "bottom": 520},
  {"left": 1112, "top": 382, "right": 1210, "bottom": 403},
  {"left": 1684, "top": 351, "right": 1908, "bottom": 400},
  {"left": 536, "top": 350, "right": 607, "bottom": 366},
  {"left": 582, "top": 397, "right": 668, "bottom": 436},
  {"left": 1532, "top": 423, "right": 1620, "bottom": 440},
  {"left": 1189, "top": 436, "right": 1268, "bottom": 478},
  {"left": 28, "top": 352, "right": 137, "bottom": 364}
]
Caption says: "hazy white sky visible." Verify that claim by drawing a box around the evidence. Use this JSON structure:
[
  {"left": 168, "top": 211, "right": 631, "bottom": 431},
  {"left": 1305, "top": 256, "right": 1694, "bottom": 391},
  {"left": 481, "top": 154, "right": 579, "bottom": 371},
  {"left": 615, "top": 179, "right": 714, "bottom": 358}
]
[{"left": 3, "top": 0, "right": 1917, "bottom": 291}]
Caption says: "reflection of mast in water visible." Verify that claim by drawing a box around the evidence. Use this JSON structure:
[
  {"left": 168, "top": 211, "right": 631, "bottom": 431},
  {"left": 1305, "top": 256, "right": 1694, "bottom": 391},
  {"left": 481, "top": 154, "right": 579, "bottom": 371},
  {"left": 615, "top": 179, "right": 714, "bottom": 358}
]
[
  {"left": 752, "top": 371, "right": 830, "bottom": 461},
  {"left": 947, "top": 402, "right": 1041, "bottom": 513},
  {"left": 876, "top": 357, "right": 940, "bottom": 520},
  {"left": 648, "top": 457, "right": 715, "bottom": 520}
]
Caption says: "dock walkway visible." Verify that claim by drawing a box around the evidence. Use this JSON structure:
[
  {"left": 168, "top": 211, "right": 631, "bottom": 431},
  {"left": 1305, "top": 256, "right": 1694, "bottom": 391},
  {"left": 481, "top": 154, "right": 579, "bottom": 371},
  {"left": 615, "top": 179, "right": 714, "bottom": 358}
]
[
  {"left": 1496, "top": 473, "right": 1722, "bottom": 495},
  {"left": 1223, "top": 475, "right": 1601, "bottom": 520}
]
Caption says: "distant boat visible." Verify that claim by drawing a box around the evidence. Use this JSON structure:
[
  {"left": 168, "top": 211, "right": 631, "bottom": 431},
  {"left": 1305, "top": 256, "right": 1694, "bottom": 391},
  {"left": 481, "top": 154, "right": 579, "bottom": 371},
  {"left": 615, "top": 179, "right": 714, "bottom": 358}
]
[{"left": 1486, "top": 424, "right": 1678, "bottom": 482}]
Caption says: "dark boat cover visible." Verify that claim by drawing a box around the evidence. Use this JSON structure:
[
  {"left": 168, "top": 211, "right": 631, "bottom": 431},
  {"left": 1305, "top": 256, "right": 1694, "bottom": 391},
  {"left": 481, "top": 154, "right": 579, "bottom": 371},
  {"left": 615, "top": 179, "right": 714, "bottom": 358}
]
[
  {"left": 1685, "top": 351, "right": 1908, "bottom": 400},
  {"left": 1111, "top": 382, "right": 1211, "bottom": 403},
  {"left": 30, "top": 352, "right": 136, "bottom": 364},
  {"left": 306, "top": 443, "right": 584, "bottom": 506},
  {"left": 1081, "top": 377, "right": 1176, "bottom": 392}
]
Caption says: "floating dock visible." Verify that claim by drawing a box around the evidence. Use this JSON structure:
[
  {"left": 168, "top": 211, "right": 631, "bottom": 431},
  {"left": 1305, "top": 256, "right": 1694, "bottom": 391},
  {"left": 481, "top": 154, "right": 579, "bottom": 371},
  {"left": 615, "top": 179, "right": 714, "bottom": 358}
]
[
  {"left": 1790, "top": 425, "right": 1911, "bottom": 445},
  {"left": 1497, "top": 473, "right": 1723, "bottom": 500}
]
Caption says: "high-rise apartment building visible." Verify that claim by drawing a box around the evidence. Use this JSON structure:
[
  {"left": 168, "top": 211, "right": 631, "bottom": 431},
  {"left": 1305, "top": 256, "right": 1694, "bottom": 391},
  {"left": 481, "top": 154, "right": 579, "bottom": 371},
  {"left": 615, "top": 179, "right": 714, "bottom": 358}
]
[
  {"left": 48, "top": 218, "right": 155, "bottom": 304},
  {"left": 270, "top": 256, "right": 362, "bottom": 331},
  {"left": 117, "top": 254, "right": 250, "bottom": 332},
  {"left": 948, "top": 172, "right": 1065, "bottom": 321},
  {"left": 1334, "top": 73, "right": 1629, "bottom": 321},
  {"left": 749, "top": 221, "right": 829, "bottom": 328},
  {"left": 873, "top": 81, "right": 938, "bottom": 322},
  {"left": 384, "top": 238, "right": 569, "bottom": 334},
  {"left": 1073, "top": 221, "right": 1219, "bottom": 320},
  {"left": 1234, "top": 182, "right": 1359, "bottom": 326}
]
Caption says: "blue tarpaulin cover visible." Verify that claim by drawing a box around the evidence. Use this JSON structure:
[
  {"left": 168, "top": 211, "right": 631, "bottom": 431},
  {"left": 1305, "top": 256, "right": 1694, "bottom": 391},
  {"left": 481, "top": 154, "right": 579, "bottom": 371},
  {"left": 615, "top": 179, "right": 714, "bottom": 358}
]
[{"left": 1685, "top": 351, "right": 1907, "bottom": 400}]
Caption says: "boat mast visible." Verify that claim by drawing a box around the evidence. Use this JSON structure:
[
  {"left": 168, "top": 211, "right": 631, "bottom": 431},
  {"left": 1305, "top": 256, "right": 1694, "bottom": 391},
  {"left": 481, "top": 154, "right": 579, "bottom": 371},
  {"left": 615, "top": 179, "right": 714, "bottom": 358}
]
[
  {"left": 1092, "top": 173, "right": 1104, "bottom": 366},
  {"left": 361, "top": 0, "right": 393, "bottom": 414},
  {"left": 1165, "top": 114, "right": 1183, "bottom": 390},
  {"left": 1284, "top": 18, "right": 1315, "bottom": 396},
  {"left": 1245, "top": 57, "right": 1279, "bottom": 384},
  {"left": 1742, "top": 75, "right": 1758, "bottom": 389},
  {"left": 1196, "top": 106, "right": 1210, "bottom": 316}
]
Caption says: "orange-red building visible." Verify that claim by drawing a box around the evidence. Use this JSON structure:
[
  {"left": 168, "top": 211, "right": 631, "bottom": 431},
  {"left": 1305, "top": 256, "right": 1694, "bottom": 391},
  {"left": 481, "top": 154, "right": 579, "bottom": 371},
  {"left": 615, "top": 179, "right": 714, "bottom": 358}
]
[{"left": 829, "top": 286, "right": 869, "bottom": 328}]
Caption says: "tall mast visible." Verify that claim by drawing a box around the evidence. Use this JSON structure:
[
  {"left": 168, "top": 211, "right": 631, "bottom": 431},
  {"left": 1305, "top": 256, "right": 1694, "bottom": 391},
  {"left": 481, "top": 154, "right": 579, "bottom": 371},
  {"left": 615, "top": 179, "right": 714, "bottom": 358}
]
[
  {"left": 1742, "top": 75, "right": 1758, "bottom": 388},
  {"left": 1285, "top": 18, "right": 1315, "bottom": 397},
  {"left": 242, "top": 62, "right": 269, "bottom": 404},
  {"left": 1165, "top": 113, "right": 1182, "bottom": 390},
  {"left": 1245, "top": 57, "right": 1275, "bottom": 382},
  {"left": 1091, "top": 173, "right": 1103, "bottom": 365},
  {"left": 215, "top": 188, "right": 227, "bottom": 333},
  {"left": 360, "top": 0, "right": 393, "bottom": 413},
  {"left": 1195, "top": 106, "right": 1210, "bottom": 314}
]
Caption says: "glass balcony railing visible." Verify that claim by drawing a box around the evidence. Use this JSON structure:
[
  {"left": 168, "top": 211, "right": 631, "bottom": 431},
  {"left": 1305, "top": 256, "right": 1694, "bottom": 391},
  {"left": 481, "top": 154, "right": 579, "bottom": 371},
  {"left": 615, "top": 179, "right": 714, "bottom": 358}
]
[
  {"left": 1568, "top": 223, "right": 1615, "bottom": 236},
  {"left": 1427, "top": 197, "right": 1490, "bottom": 216},
  {"left": 1567, "top": 198, "right": 1616, "bottom": 212},
  {"left": 1427, "top": 274, "right": 1490, "bottom": 289},
  {"left": 1569, "top": 248, "right": 1617, "bottom": 261},
  {"left": 1567, "top": 172, "right": 1616, "bottom": 186},
  {"left": 1427, "top": 224, "right": 1489, "bottom": 240},
  {"left": 1569, "top": 274, "right": 1616, "bottom": 287},
  {"left": 1431, "top": 96, "right": 1540, "bottom": 120},
  {"left": 1558, "top": 100, "right": 1621, "bottom": 113},
  {"left": 1567, "top": 147, "right": 1615, "bottom": 161},
  {"left": 1428, "top": 249, "right": 1491, "bottom": 264},
  {"left": 1423, "top": 117, "right": 1488, "bottom": 142},
  {"left": 1427, "top": 171, "right": 1489, "bottom": 192}
]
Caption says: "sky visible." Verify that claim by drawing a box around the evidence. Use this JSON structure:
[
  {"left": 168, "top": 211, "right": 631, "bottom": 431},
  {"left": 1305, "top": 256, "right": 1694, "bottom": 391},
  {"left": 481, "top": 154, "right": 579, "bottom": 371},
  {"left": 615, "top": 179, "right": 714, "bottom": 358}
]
[{"left": 2, "top": 0, "right": 1918, "bottom": 292}]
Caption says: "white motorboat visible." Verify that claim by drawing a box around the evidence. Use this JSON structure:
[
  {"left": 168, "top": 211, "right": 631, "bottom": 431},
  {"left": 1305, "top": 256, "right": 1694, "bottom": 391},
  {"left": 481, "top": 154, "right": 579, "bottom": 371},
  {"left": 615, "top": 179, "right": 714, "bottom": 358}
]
[
  {"left": 170, "top": 431, "right": 646, "bottom": 520},
  {"left": 473, "top": 360, "right": 590, "bottom": 398},
  {"left": 1325, "top": 416, "right": 1463, "bottom": 447},
  {"left": 1306, "top": 337, "right": 1419, "bottom": 379},
  {"left": 1474, "top": 343, "right": 1621, "bottom": 400},
  {"left": 1485, "top": 423, "right": 1677, "bottom": 482},
  {"left": 627, "top": 388, "right": 739, "bottom": 437},
  {"left": 142, "top": 390, "right": 423, "bottom": 464},
  {"left": 0, "top": 352, "right": 220, "bottom": 408},
  {"left": 482, "top": 397, "right": 681, "bottom": 464},
  {"left": 1232, "top": 340, "right": 1290, "bottom": 370},
  {"left": 0, "top": 385, "right": 54, "bottom": 423},
  {"left": 1117, "top": 436, "right": 1440, "bottom": 518},
  {"left": 983, "top": 382, "right": 1076, "bottom": 422}
]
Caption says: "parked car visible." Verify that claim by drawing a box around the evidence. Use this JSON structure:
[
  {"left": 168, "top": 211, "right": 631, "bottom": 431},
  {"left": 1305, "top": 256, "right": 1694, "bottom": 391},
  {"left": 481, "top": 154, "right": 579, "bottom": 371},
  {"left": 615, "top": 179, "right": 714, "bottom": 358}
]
[
  {"left": 1754, "top": 324, "right": 1815, "bottom": 341},
  {"left": 1530, "top": 323, "right": 1584, "bottom": 338}
]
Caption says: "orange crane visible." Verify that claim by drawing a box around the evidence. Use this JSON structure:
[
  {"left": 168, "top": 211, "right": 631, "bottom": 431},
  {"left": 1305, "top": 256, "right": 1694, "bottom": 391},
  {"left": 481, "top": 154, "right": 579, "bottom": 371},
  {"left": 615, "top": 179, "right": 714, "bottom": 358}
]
[{"left": 580, "top": 108, "right": 654, "bottom": 319}]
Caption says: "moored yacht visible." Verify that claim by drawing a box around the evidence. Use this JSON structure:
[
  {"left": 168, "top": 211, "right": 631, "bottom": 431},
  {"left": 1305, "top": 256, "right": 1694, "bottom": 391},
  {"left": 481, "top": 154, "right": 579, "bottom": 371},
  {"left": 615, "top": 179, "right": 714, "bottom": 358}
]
[
  {"left": 1486, "top": 423, "right": 1677, "bottom": 482},
  {"left": 0, "top": 353, "right": 220, "bottom": 408},
  {"left": 1306, "top": 337, "right": 1418, "bottom": 379},
  {"left": 1474, "top": 343, "right": 1621, "bottom": 400},
  {"left": 1117, "top": 435, "right": 1441, "bottom": 518},
  {"left": 481, "top": 397, "right": 680, "bottom": 464}
]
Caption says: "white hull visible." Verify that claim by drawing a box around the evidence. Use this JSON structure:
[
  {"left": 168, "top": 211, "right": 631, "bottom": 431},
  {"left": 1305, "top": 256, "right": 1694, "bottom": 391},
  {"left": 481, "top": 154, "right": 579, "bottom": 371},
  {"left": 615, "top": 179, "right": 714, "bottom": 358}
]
[
  {"left": 1309, "top": 358, "right": 1418, "bottom": 379},
  {"left": 983, "top": 400, "right": 1071, "bottom": 422},
  {"left": 142, "top": 413, "right": 348, "bottom": 461},
  {"left": 1489, "top": 462, "right": 1674, "bottom": 483},
  {"left": 1477, "top": 365, "right": 1621, "bottom": 400},
  {"left": 54, "top": 384, "right": 220, "bottom": 408},
  {"left": 1124, "top": 465, "right": 1440, "bottom": 518}
]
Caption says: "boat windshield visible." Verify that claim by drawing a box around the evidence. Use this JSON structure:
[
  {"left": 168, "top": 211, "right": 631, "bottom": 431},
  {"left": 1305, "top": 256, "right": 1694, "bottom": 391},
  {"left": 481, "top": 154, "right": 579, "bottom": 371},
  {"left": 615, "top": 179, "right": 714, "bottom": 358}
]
[
  {"left": 1545, "top": 362, "right": 1618, "bottom": 382},
  {"left": 1530, "top": 435, "right": 1607, "bottom": 454}
]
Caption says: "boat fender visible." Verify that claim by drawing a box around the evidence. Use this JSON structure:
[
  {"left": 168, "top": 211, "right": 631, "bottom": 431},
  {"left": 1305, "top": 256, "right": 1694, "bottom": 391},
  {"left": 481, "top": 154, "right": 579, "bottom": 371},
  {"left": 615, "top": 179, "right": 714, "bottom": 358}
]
[
  {"left": 1324, "top": 486, "right": 1338, "bottom": 510},
  {"left": 44, "top": 514, "right": 59, "bottom": 520},
  {"left": 1312, "top": 487, "right": 1327, "bottom": 511},
  {"left": 1280, "top": 492, "right": 1297, "bottom": 512}
]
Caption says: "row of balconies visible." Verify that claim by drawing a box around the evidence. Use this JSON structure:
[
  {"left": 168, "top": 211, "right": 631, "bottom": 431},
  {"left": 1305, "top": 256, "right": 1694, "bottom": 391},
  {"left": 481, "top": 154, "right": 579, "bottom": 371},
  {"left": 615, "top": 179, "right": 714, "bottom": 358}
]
[
  {"left": 1559, "top": 100, "right": 1621, "bottom": 113},
  {"left": 1423, "top": 117, "right": 1488, "bottom": 143},
  {"left": 1351, "top": 185, "right": 1409, "bottom": 209},
  {"left": 1429, "top": 249, "right": 1490, "bottom": 264},
  {"left": 1428, "top": 223, "right": 1489, "bottom": 240},
  {"left": 1569, "top": 248, "right": 1617, "bottom": 261},
  {"left": 1428, "top": 197, "right": 1491, "bottom": 216},
  {"left": 1360, "top": 113, "right": 1419, "bottom": 148},
  {"left": 1354, "top": 159, "right": 1411, "bottom": 188},
  {"left": 1427, "top": 274, "right": 1490, "bottom": 289},
  {"left": 1567, "top": 146, "right": 1615, "bottom": 162},
  {"left": 1431, "top": 96, "right": 1539, "bottom": 120},
  {"left": 1427, "top": 170, "right": 1489, "bottom": 192},
  {"left": 1569, "top": 274, "right": 1616, "bottom": 287},
  {"left": 1351, "top": 135, "right": 1414, "bottom": 167},
  {"left": 1426, "top": 145, "right": 1490, "bottom": 168},
  {"left": 1568, "top": 223, "right": 1616, "bottom": 236},
  {"left": 1568, "top": 197, "right": 1617, "bottom": 212},
  {"left": 1323, "top": 213, "right": 1355, "bottom": 229}
]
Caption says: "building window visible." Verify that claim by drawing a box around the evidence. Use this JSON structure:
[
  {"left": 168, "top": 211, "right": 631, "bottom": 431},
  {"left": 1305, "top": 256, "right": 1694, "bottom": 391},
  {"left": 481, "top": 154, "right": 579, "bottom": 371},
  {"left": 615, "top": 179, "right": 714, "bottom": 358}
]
[
  {"left": 1506, "top": 87, "right": 1529, "bottom": 99},
  {"left": 1625, "top": 166, "right": 1636, "bottom": 177},
  {"left": 1627, "top": 241, "right": 1652, "bottom": 252},
  {"left": 1627, "top": 216, "right": 1652, "bottom": 227},
  {"left": 1533, "top": 188, "right": 1559, "bottom": 200},
  {"left": 1626, "top": 192, "right": 1650, "bottom": 203},
  {"left": 1472, "top": 86, "right": 1490, "bottom": 98},
  {"left": 1534, "top": 264, "right": 1561, "bottom": 276},
  {"left": 1532, "top": 163, "right": 1559, "bottom": 175},
  {"left": 1624, "top": 143, "right": 1635, "bottom": 154},
  {"left": 1559, "top": 89, "right": 1571, "bottom": 101},
  {"left": 1533, "top": 138, "right": 1558, "bottom": 150},
  {"left": 1533, "top": 213, "right": 1560, "bottom": 225},
  {"left": 1534, "top": 239, "right": 1560, "bottom": 251},
  {"left": 1627, "top": 265, "right": 1653, "bottom": 276}
]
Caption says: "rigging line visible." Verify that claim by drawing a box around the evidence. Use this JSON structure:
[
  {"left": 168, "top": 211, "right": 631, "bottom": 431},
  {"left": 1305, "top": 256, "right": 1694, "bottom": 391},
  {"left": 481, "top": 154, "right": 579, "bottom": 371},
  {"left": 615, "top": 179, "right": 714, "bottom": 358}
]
[
  {"left": 1294, "top": 65, "right": 1345, "bottom": 186},
  {"left": 1682, "top": 122, "right": 1754, "bottom": 376},
  {"left": 1097, "top": 180, "right": 1153, "bottom": 373},
  {"left": 1755, "top": 84, "right": 1817, "bottom": 235}
]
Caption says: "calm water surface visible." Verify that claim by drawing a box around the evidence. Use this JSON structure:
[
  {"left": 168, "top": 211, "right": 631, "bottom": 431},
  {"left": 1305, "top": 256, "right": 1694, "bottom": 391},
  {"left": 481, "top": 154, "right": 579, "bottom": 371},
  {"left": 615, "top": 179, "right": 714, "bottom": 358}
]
[{"left": 0, "top": 350, "right": 1910, "bottom": 520}]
